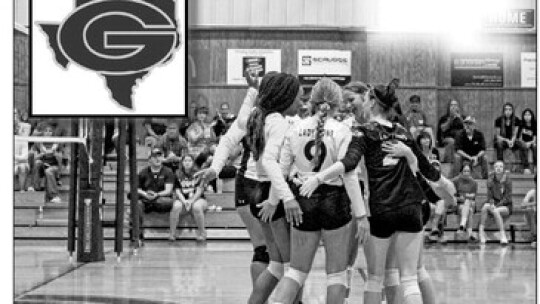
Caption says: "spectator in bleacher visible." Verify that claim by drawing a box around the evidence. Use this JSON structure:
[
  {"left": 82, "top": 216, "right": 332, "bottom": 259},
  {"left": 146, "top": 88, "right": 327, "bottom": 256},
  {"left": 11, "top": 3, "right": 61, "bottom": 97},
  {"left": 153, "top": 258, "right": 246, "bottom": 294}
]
[
  {"left": 437, "top": 99, "right": 465, "bottom": 162},
  {"left": 142, "top": 118, "right": 169, "bottom": 148},
  {"left": 170, "top": 154, "right": 208, "bottom": 242},
  {"left": 157, "top": 121, "right": 188, "bottom": 172},
  {"left": 131, "top": 148, "right": 175, "bottom": 243},
  {"left": 494, "top": 102, "right": 521, "bottom": 162},
  {"left": 516, "top": 108, "right": 536, "bottom": 174},
  {"left": 452, "top": 162, "right": 478, "bottom": 242},
  {"left": 14, "top": 135, "right": 30, "bottom": 193},
  {"left": 417, "top": 131, "right": 440, "bottom": 163},
  {"left": 521, "top": 175, "right": 536, "bottom": 247},
  {"left": 212, "top": 102, "right": 237, "bottom": 138},
  {"left": 186, "top": 106, "right": 217, "bottom": 157},
  {"left": 31, "top": 124, "right": 63, "bottom": 203},
  {"left": 453, "top": 116, "right": 488, "bottom": 179},
  {"left": 478, "top": 160, "right": 512, "bottom": 244},
  {"left": 405, "top": 94, "right": 434, "bottom": 141}
]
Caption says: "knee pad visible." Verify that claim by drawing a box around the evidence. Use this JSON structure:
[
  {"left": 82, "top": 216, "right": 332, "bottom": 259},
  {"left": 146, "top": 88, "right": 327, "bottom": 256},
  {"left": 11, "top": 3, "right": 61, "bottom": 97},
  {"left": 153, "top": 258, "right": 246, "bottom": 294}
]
[
  {"left": 252, "top": 246, "right": 270, "bottom": 264},
  {"left": 400, "top": 275, "right": 421, "bottom": 298},
  {"left": 383, "top": 268, "right": 400, "bottom": 287},
  {"left": 417, "top": 266, "right": 430, "bottom": 283},
  {"left": 327, "top": 270, "right": 348, "bottom": 288},
  {"left": 284, "top": 267, "right": 308, "bottom": 287},
  {"left": 365, "top": 275, "right": 383, "bottom": 293},
  {"left": 267, "top": 261, "right": 284, "bottom": 280}
]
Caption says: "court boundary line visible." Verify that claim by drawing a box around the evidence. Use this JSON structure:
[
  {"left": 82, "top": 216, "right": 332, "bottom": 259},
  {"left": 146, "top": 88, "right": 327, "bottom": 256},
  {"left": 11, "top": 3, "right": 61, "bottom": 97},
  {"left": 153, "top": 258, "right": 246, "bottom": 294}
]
[{"left": 14, "top": 249, "right": 114, "bottom": 300}]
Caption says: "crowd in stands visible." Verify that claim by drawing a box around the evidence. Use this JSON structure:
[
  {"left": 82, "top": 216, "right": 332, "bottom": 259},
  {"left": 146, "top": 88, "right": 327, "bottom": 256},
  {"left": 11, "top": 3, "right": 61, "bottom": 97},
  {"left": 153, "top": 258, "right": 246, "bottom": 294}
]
[{"left": 14, "top": 89, "right": 537, "bottom": 246}]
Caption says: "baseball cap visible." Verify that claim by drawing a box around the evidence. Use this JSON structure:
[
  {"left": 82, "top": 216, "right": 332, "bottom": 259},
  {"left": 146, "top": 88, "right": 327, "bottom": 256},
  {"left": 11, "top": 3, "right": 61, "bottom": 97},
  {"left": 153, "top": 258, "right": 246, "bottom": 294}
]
[
  {"left": 149, "top": 148, "right": 163, "bottom": 158},
  {"left": 463, "top": 116, "right": 476, "bottom": 124}
]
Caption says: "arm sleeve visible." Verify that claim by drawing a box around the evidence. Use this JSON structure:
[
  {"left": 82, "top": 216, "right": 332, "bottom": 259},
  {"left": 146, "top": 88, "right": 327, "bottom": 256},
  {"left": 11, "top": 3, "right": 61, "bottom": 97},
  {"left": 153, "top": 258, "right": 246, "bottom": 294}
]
[
  {"left": 340, "top": 135, "right": 366, "bottom": 173},
  {"left": 261, "top": 116, "right": 295, "bottom": 203},
  {"left": 209, "top": 88, "right": 257, "bottom": 174}
]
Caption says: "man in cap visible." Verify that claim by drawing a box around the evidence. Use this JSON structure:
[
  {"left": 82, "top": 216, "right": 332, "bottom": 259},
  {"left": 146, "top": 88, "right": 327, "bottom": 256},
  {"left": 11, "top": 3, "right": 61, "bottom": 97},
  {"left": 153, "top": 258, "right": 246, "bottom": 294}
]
[
  {"left": 453, "top": 116, "right": 488, "bottom": 179},
  {"left": 129, "top": 148, "right": 176, "bottom": 244}
]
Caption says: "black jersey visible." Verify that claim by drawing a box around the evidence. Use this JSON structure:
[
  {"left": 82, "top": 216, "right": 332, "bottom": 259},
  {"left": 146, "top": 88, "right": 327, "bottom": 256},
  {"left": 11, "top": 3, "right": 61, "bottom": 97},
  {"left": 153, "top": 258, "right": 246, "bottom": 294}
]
[{"left": 341, "top": 121, "right": 441, "bottom": 216}]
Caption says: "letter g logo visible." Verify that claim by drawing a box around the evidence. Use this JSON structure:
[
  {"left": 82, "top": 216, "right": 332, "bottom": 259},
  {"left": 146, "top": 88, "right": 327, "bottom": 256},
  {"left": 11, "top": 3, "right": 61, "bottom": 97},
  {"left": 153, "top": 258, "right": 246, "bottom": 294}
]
[{"left": 58, "top": 0, "right": 178, "bottom": 75}]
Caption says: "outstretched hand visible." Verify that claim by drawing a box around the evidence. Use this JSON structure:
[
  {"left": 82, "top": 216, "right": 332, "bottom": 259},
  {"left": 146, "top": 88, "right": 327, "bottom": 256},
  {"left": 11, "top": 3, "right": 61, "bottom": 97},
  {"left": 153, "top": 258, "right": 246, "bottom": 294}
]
[
  {"left": 257, "top": 200, "right": 277, "bottom": 223},
  {"left": 284, "top": 199, "right": 303, "bottom": 227},
  {"left": 244, "top": 68, "right": 259, "bottom": 89},
  {"left": 381, "top": 140, "right": 411, "bottom": 158},
  {"left": 194, "top": 168, "right": 218, "bottom": 186},
  {"left": 299, "top": 176, "right": 321, "bottom": 198},
  {"left": 356, "top": 217, "right": 370, "bottom": 245}
]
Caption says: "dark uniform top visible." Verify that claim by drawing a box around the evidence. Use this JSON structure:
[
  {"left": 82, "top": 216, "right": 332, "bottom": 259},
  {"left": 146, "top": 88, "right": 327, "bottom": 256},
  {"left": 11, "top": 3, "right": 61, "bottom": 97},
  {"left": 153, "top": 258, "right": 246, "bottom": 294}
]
[{"left": 341, "top": 121, "right": 441, "bottom": 216}]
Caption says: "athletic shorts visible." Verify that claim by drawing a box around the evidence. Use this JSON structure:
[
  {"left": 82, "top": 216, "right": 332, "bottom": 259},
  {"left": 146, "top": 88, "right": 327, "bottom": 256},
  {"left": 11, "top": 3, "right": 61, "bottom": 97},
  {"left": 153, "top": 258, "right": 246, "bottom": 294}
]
[
  {"left": 249, "top": 181, "right": 286, "bottom": 222},
  {"left": 421, "top": 201, "right": 431, "bottom": 227},
  {"left": 235, "top": 174, "right": 258, "bottom": 208},
  {"left": 289, "top": 183, "right": 351, "bottom": 231},
  {"left": 369, "top": 203, "right": 424, "bottom": 239}
]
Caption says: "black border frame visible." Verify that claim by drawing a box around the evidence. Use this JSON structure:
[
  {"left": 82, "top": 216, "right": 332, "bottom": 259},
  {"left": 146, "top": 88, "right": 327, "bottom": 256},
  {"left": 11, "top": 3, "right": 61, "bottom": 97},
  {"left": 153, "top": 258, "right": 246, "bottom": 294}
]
[{"left": 27, "top": 0, "right": 189, "bottom": 118}]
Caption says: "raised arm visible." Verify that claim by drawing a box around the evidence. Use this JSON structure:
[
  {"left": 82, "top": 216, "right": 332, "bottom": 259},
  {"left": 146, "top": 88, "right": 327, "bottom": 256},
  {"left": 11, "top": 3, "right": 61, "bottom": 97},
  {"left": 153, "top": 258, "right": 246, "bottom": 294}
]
[{"left": 209, "top": 88, "right": 257, "bottom": 174}]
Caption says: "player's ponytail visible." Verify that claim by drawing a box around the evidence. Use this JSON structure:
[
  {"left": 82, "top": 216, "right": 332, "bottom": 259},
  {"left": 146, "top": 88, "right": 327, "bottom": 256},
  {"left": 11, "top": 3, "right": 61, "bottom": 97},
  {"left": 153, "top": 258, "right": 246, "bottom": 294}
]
[
  {"left": 246, "top": 72, "right": 300, "bottom": 161},
  {"left": 309, "top": 78, "right": 342, "bottom": 169}
]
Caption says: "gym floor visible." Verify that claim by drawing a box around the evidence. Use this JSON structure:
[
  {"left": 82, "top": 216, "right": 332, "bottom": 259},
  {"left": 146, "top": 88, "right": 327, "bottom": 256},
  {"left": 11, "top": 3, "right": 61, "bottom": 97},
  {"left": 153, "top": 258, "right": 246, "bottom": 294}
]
[{"left": 14, "top": 240, "right": 536, "bottom": 304}]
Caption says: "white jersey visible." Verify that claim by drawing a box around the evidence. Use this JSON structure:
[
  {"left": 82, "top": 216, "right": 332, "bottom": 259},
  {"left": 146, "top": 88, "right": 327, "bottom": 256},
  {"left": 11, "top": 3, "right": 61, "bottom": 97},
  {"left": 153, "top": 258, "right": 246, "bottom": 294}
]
[
  {"left": 211, "top": 88, "right": 259, "bottom": 181},
  {"left": 280, "top": 116, "right": 352, "bottom": 186}
]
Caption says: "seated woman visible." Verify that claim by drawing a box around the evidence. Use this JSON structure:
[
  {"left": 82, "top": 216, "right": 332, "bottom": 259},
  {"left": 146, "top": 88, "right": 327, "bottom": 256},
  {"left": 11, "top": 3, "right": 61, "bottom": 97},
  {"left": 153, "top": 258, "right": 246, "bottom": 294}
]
[
  {"left": 478, "top": 161, "right": 513, "bottom": 244},
  {"left": 494, "top": 103, "right": 520, "bottom": 163},
  {"left": 14, "top": 135, "right": 30, "bottom": 193},
  {"left": 516, "top": 108, "right": 536, "bottom": 174},
  {"left": 452, "top": 163, "right": 478, "bottom": 242},
  {"left": 436, "top": 99, "right": 465, "bottom": 163},
  {"left": 31, "top": 124, "right": 63, "bottom": 203},
  {"left": 170, "top": 154, "right": 208, "bottom": 242},
  {"left": 416, "top": 131, "right": 440, "bottom": 163},
  {"left": 521, "top": 175, "right": 536, "bottom": 247}
]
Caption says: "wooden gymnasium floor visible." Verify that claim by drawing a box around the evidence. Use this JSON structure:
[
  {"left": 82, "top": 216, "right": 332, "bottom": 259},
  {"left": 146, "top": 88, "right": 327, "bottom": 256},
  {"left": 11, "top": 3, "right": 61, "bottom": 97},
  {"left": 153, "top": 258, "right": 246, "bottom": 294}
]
[{"left": 14, "top": 240, "right": 536, "bottom": 304}]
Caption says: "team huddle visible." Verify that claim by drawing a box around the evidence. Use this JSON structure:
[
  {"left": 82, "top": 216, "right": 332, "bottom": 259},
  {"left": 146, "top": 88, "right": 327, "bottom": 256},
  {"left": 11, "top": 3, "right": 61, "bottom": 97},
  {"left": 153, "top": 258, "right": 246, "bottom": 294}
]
[{"left": 197, "top": 71, "right": 456, "bottom": 304}]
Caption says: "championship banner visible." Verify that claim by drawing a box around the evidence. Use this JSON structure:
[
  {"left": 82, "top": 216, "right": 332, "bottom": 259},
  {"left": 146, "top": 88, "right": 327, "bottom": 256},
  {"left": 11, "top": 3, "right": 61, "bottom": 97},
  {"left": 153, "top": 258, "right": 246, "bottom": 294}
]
[
  {"left": 451, "top": 53, "right": 504, "bottom": 87},
  {"left": 227, "top": 49, "right": 282, "bottom": 85},
  {"left": 30, "top": 0, "right": 186, "bottom": 116},
  {"left": 521, "top": 52, "right": 536, "bottom": 88},
  {"left": 298, "top": 50, "right": 351, "bottom": 86}
]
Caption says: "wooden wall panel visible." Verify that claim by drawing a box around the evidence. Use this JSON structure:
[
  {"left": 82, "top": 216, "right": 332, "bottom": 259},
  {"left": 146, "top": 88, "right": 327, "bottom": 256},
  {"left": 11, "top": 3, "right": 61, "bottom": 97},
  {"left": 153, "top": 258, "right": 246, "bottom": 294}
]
[
  {"left": 368, "top": 33, "right": 438, "bottom": 86},
  {"left": 187, "top": 29, "right": 535, "bottom": 145},
  {"left": 438, "top": 34, "right": 538, "bottom": 87}
]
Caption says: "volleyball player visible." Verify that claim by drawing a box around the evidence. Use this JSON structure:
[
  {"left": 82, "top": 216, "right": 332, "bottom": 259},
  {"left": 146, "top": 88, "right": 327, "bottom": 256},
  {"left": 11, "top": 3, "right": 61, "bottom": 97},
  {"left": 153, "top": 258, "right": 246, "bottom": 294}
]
[
  {"left": 300, "top": 79, "right": 455, "bottom": 304},
  {"left": 244, "top": 72, "right": 307, "bottom": 304},
  {"left": 264, "top": 78, "right": 367, "bottom": 304},
  {"left": 197, "top": 71, "right": 270, "bottom": 289}
]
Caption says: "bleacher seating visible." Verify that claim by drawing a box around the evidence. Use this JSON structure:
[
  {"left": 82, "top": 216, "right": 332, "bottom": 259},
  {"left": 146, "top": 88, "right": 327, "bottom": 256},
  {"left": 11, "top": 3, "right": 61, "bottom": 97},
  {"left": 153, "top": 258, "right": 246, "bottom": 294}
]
[{"left": 14, "top": 144, "right": 536, "bottom": 243}]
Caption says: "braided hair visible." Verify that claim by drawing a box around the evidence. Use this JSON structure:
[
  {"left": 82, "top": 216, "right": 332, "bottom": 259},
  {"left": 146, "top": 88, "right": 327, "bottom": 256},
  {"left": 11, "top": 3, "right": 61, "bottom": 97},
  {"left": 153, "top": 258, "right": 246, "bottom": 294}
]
[
  {"left": 246, "top": 72, "right": 300, "bottom": 161},
  {"left": 309, "top": 78, "right": 343, "bottom": 169}
]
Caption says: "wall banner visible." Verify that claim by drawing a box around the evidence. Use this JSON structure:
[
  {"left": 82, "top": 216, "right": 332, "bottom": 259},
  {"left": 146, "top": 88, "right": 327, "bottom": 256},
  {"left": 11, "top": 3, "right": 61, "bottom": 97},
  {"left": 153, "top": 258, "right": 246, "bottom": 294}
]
[
  {"left": 451, "top": 53, "right": 504, "bottom": 87},
  {"left": 227, "top": 49, "right": 281, "bottom": 85},
  {"left": 298, "top": 50, "right": 351, "bottom": 86},
  {"left": 521, "top": 52, "right": 536, "bottom": 88}
]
